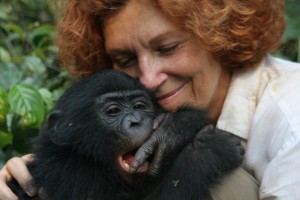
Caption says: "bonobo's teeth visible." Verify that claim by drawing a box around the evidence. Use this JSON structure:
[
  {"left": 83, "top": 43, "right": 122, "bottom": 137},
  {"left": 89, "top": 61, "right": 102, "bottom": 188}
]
[
  {"left": 117, "top": 153, "right": 149, "bottom": 174},
  {"left": 117, "top": 155, "right": 131, "bottom": 173}
]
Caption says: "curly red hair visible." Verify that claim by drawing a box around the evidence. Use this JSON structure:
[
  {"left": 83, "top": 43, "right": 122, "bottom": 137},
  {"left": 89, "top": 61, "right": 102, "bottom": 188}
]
[{"left": 57, "top": 0, "right": 285, "bottom": 77}]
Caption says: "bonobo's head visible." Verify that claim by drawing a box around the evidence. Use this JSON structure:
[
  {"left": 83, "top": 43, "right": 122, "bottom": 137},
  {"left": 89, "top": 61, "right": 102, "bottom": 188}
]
[
  {"left": 96, "top": 89, "right": 157, "bottom": 174},
  {"left": 43, "top": 70, "right": 160, "bottom": 175}
]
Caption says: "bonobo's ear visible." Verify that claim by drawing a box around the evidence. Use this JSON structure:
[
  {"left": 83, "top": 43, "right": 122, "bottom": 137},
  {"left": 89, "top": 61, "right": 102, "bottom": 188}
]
[
  {"left": 47, "top": 109, "right": 69, "bottom": 146},
  {"left": 47, "top": 110, "right": 62, "bottom": 129}
]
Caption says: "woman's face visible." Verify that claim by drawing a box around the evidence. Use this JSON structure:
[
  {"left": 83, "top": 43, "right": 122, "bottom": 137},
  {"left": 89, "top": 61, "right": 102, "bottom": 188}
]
[{"left": 103, "top": 0, "right": 231, "bottom": 121}]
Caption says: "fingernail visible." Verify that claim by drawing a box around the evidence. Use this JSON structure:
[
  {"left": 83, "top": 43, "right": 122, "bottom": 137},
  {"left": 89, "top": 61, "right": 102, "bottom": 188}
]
[
  {"left": 39, "top": 188, "right": 49, "bottom": 199},
  {"left": 26, "top": 183, "right": 37, "bottom": 196},
  {"left": 129, "top": 167, "right": 134, "bottom": 173}
]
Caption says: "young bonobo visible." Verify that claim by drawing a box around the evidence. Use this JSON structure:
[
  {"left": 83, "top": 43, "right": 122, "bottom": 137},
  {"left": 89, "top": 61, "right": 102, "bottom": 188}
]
[{"left": 8, "top": 70, "right": 244, "bottom": 200}]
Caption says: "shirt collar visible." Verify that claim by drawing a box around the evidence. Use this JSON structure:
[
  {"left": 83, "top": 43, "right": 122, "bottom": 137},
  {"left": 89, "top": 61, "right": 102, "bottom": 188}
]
[{"left": 216, "top": 56, "right": 271, "bottom": 140}]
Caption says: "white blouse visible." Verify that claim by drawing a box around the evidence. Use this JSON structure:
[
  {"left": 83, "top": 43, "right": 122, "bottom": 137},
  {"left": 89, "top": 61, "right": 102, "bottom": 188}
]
[{"left": 217, "top": 55, "right": 300, "bottom": 199}]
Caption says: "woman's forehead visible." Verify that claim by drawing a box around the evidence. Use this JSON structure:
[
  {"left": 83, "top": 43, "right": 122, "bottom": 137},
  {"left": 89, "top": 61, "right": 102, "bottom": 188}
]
[{"left": 102, "top": 0, "right": 185, "bottom": 50}]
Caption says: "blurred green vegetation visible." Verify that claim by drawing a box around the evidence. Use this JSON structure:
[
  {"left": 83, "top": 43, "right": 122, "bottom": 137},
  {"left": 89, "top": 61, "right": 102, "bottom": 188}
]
[
  {"left": 279, "top": 0, "right": 300, "bottom": 62},
  {"left": 0, "top": 0, "right": 73, "bottom": 167},
  {"left": 0, "top": 0, "right": 299, "bottom": 167}
]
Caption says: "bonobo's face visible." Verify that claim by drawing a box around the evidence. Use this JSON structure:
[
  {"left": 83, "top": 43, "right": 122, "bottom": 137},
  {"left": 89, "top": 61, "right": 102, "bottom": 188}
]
[{"left": 96, "top": 90, "right": 156, "bottom": 174}]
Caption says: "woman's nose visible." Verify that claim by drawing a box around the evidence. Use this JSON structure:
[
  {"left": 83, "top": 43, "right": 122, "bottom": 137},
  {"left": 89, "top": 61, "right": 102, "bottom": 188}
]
[{"left": 138, "top": 56, "right": 167, "bottom": 91}]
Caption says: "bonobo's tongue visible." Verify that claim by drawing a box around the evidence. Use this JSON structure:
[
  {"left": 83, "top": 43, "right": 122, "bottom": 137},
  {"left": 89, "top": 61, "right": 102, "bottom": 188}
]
[
  {"left": 118, "top": 150, "right": 149, "bottom": 174},
  {"left": 123, "top": 151, "right": 135, "bottom": 165}
]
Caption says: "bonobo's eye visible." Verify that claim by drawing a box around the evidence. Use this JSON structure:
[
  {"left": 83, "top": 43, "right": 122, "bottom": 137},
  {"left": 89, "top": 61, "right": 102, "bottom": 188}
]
[
  {"left": 106, "top": 105, "right": 122, "bottom": 116},
  {"left": 133, "top": 101, "right": 147, "bottom": 110}
]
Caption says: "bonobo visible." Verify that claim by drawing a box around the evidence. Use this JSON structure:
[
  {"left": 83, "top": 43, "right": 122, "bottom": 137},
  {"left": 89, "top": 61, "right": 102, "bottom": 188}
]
[{"left": 8, "top": 70, "right": 244, "bottom": 200}]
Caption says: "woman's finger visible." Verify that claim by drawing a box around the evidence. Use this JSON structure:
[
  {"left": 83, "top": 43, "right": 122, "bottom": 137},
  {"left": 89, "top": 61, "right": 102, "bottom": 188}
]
[
  {"left": 0, "top": 165, "right": 18, "bottom": 200},
  {"left": 5, "top": 154, "right": 37, "bottom": 197}
]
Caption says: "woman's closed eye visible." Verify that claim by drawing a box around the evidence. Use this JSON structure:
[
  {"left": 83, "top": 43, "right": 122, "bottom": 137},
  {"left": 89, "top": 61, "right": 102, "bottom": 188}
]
[
  {"left": 157, "top": 43, "right": 181, "bottom": 55},
  {"left": 111, "top": 54, "right": 137, "bottom": 69},
  {"left": 156, "top": 38, "right": 189, "bottom": 55}
]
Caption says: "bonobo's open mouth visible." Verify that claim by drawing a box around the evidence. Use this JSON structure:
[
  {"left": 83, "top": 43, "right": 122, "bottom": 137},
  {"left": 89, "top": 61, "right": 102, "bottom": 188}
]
[{"left": 117, "top": 149, "right": 149, "bottom": 174}]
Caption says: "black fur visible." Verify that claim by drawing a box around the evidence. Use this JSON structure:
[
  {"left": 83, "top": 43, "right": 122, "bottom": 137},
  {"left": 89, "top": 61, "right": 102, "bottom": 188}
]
[{"left": 8, "top": 70, "right": 243, "bottom": 200}]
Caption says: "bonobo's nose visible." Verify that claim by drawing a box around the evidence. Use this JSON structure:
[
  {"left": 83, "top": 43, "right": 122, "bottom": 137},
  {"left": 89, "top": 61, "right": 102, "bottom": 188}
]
[{"left": 122, "top": 113, "right": 143, "bottom": 129}]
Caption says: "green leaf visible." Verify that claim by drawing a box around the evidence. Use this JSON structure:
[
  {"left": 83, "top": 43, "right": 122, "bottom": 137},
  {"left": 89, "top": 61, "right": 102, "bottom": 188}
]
[
  {"left": 3, "top": 23, "right": 25, "bottom": 41},
  {"left": 0, "top": 88, "right": 9, "bottom": 123},
  {"left": 0, "top": 47, "right": 11, "bottom": 62},
  {"left": 39, "top": 88, "right": 55, "bottom": 112},
  {"left": 32, "top": 24, "right": 56, "bottom": 35},
  {"left": 8, "top": 84, "right": 45, "bottom": 127},
  {"left": 24, "top": 55, "right": 46, "bottom": 74},
  {"left": 0, "top": 131, "right": 13, "bottom": 149},
  {"left": 0, "top": 62, "right": 23, "bottom": 90},
  {"left": 0, "top": 4, "right": 10, "bottom": 20}
]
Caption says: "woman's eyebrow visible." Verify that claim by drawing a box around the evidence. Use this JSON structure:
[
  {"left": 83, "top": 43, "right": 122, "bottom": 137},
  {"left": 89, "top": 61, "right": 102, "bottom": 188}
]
[
  {"left": 149, "top": 31, "right": 182, "bottom": 46},
  {"left": 105, "top": 31, "right": 187, "bottom": 55},
  {"left": 106, "top": 49, "right": 133, "bottom": 57}
]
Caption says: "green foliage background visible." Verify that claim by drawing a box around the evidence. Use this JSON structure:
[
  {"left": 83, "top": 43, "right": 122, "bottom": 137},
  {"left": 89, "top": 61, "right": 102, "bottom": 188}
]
[
  {"left": 0, "top": 0, "right": 299, "bottom": 167},
  {"left": 0, "top": 0, "right": 73, "bottom": 167}
]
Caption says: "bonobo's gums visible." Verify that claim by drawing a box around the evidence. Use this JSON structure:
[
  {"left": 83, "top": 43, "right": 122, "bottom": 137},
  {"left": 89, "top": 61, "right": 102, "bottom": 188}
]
[{"left": 8, "top": 70, "right": 244, "bottom": 200}]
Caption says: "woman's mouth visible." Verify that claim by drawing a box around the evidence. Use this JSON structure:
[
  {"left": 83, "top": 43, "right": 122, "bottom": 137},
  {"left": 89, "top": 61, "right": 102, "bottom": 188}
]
[{"left": 157, "top": 83, "right": 187, "bottom": 105}]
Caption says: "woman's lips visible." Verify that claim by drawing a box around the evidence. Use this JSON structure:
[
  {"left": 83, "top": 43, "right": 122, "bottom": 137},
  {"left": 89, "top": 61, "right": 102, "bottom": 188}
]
[{"left": 157, "top": 83, "right": 186, "bottom": 105}]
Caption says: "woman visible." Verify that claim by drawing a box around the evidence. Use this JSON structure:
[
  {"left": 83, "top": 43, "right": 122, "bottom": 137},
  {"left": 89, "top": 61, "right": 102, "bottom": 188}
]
[{"left": 1, "top": 0, "right": 300, "bottom": 199}]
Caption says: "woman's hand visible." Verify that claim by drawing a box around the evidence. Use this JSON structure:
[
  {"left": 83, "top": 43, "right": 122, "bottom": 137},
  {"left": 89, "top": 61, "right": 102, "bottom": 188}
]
[{"left": 0, "top": 154, "right": 37, "bottom": 200}]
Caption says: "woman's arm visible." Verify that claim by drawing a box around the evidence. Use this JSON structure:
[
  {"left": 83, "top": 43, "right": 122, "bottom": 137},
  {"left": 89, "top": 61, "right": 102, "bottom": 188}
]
[{"left": 0, "top": 154, "right": 37, "bottom": 200}]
